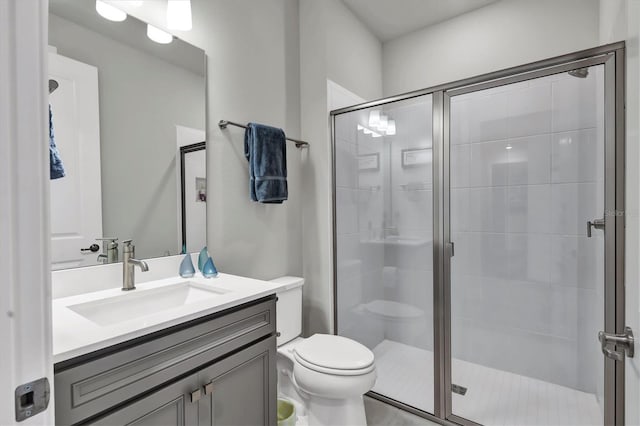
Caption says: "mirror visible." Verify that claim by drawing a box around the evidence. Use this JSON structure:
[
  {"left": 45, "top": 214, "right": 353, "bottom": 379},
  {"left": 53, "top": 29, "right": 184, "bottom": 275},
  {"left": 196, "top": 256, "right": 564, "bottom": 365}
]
[{"left": 48, "top": 0, "right": 206, "bottom": 270}]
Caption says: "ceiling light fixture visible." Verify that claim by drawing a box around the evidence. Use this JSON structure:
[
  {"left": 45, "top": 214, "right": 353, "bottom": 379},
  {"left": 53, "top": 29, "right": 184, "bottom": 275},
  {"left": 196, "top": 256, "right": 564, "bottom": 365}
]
[
  {"left": 147, "top": 24, "right": 173, "bottom": 44},
  {"left": 386, "top": 120, "right": 396, "bottom": 136},
  {"left": 368, "top": 110, "right": 380, "bottom": 128},
  {"left": 167, "top": 0, "right": 193, "bottom": 31},
  {"left": 95, "top": 0, "right": 127, "bottom": 22},
  {"left": 377, "top": 115, "right": 388, "bottom": 132}
]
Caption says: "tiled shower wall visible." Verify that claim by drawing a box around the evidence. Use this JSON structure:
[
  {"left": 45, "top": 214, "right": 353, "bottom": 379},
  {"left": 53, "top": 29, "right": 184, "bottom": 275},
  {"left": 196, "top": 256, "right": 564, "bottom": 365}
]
[
  {"left": 335, "top": 97, "right": 433, "bottom": 350},
  {"left": 336, "top": 68, "right": 605, "bottom": 398},
  {"left": 450, "top": 68, "right": 605, "bottom": 393}
]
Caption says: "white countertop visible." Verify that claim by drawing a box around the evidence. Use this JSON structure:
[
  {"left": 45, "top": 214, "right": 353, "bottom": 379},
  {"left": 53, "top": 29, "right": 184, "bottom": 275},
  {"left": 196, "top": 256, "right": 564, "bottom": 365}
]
[{"left": 52, "top": 273, "right": 289, "bottom": 364}]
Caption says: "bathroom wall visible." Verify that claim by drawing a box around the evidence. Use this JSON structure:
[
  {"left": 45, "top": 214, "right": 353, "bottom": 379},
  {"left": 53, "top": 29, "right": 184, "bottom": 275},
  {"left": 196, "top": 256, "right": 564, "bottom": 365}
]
[
  {"left": 120, "top": 0, "right": 305, "bottom": 281},
  {"left": 299, "top": 0, "right": 383, "bottom": 336},
  {"left": 49, "top": 14, "right": 205, "bottom": 259},
  {"left": 382, "top": 0, "right": 600, "bottom": 96}
]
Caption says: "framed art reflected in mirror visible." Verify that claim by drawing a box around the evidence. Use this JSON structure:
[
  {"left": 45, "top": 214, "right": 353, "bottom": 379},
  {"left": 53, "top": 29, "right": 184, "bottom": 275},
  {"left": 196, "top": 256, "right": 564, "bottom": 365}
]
[{"left": 180, "top": 142, "right": 206, "bottom": 254}]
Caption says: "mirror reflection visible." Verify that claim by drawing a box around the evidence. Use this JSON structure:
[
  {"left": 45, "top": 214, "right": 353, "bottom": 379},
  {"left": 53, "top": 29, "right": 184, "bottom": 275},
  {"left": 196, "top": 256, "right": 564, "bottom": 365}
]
[{"left": 48, "top": 0, "right": 206, "bottom": 270}]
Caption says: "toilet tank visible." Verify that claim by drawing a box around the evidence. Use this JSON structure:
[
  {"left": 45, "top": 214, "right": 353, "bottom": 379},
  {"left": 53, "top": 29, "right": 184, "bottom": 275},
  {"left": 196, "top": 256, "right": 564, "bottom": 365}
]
[{"left": 269, "top": 276, "right": 304, "bottom": 346}]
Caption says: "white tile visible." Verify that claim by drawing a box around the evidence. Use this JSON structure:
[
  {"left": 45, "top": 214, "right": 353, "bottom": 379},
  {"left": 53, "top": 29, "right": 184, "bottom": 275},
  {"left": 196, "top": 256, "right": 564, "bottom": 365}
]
[
  {"left": 394, "top": 190, "right": 432, "bottom": 231},
  {"left": 507, "top": 83, "right": 552, "bottom": 138},
  {"left": 552, "top": 72, "right": 598, "bottom": 132},
  {"left": 468, "top": 187, "right": 507, "bottom": 232},
  {"left": 451, "top": 188, "right": 470, "bottom": 232},
  {"left": 336, "top": 233, "right": 361, "bottom": 263},
  {"left": 507, "top": 185, "right": 551, "bottom": 234},
  {"left": 469, "top": 90, "right": 509, "bottom": 142},
  {"left": 550, "top": 235, "right": 603, "bottom": 289},
  {"left": 450, "top": 144, "right": 471, "bottom": 188},
  {"left": 336, "top": 187, "right": 358, "bottom": 235},
  {"left": 469, "top": 141, "right": 509, "bottom": 187},
  {"left": 477, "top": 233, "right": 509, "bottom": 279},
  {"left": 334, "top": 141, "right": 357, "bottom": 188},
  {"left": 507, "top": 234, "right": 551, "bottom": 284},
  {"left": 548, "top": 285, "right": 579, "bottom": 339},
  {"left": 451, "top": 97, "right": 471, "bottom": 145},
  {"left": 550, "top": 183, "right": 599, "bottom": 235},
  {"left": 551, "top": 129, "right": 601, "bottom": 183},
  {"left": 507, "top": 134, "right": 551, "bottom": 185}
]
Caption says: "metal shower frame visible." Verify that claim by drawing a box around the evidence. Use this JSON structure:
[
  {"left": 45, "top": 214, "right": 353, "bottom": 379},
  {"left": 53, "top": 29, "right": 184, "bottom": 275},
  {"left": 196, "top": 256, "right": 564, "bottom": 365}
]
[{"left": 330, "top": 42, "right": 626, "bottom": 426}]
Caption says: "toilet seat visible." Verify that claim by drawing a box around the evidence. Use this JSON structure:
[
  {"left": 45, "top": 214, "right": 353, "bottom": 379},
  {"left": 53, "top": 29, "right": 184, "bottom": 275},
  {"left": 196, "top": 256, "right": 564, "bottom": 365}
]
[{"left": 293, "top": 334, "right": 375, "bottom": 376}]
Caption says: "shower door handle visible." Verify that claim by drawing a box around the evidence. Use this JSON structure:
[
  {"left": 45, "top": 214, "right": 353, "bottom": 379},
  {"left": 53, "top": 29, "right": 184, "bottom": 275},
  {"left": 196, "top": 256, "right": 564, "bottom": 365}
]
[
  {"left": 598, "top": 327, "right": 634, "bottom": 361},
  {"left": 587, "top": 218, "right": 605, "bottom": 237}
]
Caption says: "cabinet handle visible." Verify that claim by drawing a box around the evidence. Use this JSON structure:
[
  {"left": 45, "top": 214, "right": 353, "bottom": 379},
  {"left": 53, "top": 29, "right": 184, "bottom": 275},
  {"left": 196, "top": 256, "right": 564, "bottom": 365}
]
[
  {"left": 204, "top": 382, "right": 214, "bottom": 395},
  {"left": 190, "top": 389, "right": 202, "bottom": 403}
]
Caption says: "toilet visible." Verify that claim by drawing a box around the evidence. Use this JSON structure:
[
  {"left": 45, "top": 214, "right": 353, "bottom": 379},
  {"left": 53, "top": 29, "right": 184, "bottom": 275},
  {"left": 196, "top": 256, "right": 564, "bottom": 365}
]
[{"left": 269, "top": 276, "right": 376, "bottom": 426}]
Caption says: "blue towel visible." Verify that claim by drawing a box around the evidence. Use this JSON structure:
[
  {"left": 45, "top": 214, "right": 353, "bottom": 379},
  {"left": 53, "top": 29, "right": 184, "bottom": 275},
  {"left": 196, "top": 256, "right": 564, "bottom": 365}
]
[
  {"left": 244, "top": 122, "right": 287, "bottom": 204},
  {"left": 49, "top": 104, "right": 65, "bottom": 180}
]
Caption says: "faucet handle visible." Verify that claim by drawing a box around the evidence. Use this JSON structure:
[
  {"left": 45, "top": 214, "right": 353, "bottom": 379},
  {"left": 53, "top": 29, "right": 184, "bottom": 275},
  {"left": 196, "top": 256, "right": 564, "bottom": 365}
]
[{"left": 122, "top": 239, "right": 134, "bottom": 253}]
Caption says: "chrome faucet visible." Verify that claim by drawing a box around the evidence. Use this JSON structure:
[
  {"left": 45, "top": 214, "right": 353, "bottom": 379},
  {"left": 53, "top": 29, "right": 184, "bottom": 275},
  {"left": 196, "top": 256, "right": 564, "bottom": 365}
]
[
  {"left": 97, "top": 237, "right": 119, "bottom": 264},
  {"left": 122, "top": 239, "right": 149, "bottom": 291}
]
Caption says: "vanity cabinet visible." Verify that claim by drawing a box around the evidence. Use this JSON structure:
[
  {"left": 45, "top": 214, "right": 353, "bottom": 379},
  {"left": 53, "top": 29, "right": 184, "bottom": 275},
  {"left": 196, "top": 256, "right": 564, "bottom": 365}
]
[{"left": 54, "top": 296, "right": 277, "bottom": 426}]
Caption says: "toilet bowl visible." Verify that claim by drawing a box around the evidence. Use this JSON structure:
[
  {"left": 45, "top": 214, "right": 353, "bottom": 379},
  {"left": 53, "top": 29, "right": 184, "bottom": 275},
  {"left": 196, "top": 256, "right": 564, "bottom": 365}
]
[{"left": 270, "top": 277, "right": 377, "bottom": 426}]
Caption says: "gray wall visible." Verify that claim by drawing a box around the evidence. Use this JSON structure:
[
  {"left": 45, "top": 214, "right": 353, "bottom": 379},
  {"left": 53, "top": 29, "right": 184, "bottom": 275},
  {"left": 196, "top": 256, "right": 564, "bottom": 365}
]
[
  {"left": 172, "top": 0, "right": 304, "bottom": 281},
  {"left": 49, "top": 14, "right": 205, "bottom": 258},
  {"left": 382, "top": 0, "right": 600, "bottom": 96},
  {"left": 299, "top": 0, "right": 383, "bottom": 335}
]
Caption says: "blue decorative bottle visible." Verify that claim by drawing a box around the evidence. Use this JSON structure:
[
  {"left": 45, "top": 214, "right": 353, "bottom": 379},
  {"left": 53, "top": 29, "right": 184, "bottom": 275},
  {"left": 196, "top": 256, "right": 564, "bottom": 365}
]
[
  {"left": 179, "top": 254, "right": 195, "bottom": 278},
  {"left": 202, "top": 257, "right": 218, "bottom": 278},
  {"left": 198, "top": 247, "right": 208, "bottom": 272}
]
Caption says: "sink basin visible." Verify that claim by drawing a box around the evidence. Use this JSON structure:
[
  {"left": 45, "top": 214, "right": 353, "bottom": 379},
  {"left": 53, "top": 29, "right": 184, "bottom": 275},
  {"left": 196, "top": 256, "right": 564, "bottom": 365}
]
[{"left": 68, "top": 281, "right": 230, "bottom": 326}]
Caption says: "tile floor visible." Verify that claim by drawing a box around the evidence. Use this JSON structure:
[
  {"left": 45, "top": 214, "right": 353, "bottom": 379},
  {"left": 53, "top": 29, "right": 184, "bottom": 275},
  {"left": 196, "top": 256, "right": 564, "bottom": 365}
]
[{"left": 371, "top": 340, "right": 602, "bottom": 426}]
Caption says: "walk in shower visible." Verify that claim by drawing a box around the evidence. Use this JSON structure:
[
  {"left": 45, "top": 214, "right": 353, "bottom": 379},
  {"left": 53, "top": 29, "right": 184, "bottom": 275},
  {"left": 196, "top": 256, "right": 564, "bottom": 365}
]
[{"left": 332, "top": 44, "right": 625, "bottom": 426}]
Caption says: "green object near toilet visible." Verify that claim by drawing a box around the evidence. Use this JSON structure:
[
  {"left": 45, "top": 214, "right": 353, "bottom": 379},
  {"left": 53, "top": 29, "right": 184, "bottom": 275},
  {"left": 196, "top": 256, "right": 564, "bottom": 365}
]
[{"left": 277, "top": 399, "right": 295, "bottom": 426}]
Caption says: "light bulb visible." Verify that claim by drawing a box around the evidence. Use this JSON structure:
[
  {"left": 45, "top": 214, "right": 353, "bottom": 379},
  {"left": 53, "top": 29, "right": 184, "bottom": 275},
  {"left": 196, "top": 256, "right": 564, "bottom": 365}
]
[
  {"left": 147, "top": 24, "right": 173, "bottom": 44},
  {"left": 167, "top": 0, "right": 192, "bottom": 31},
  {"left": 96, "top": 0, "right": 127, "bottom": 22},
  {"left": 386, "top": 120, "right": 396, "bottom": 136},
  {"left": 368, "top": 110, "right": 380, "bottom": 128},
  {"left": 378, "top": 115, "right": 388, "bottom": 131}
]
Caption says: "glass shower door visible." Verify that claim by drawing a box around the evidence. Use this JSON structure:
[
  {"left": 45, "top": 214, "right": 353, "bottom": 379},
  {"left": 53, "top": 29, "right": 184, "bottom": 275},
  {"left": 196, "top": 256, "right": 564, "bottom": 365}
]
[
  {"left": 334, "top": 95, "right": 434, "bottom": 413},
  {"left": 447, "top": 64, "right": 606, "bottom": 426}
]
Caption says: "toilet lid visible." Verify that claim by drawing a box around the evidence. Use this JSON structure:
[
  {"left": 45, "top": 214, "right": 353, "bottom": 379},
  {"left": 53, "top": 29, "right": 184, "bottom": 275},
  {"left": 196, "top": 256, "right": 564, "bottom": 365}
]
[{"left": 293, "top": 334, "right": 374, "bottom": 372}]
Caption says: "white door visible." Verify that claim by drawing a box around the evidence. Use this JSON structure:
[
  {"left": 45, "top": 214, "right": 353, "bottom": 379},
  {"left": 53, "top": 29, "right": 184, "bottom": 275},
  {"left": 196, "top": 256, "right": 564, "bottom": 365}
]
[{"left": 48, "top": 52, "right": 103, "bottom": 270}]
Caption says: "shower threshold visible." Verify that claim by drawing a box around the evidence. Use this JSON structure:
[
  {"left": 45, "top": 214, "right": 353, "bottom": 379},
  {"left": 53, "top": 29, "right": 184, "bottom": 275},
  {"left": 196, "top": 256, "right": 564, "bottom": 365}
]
[{"left": 372, "top": 340, "right": 601, "bottom": 426}]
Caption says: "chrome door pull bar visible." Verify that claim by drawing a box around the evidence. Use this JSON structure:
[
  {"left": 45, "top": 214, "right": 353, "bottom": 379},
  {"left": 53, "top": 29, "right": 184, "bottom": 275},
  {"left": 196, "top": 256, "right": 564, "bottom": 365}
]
[
  {"left": 598, "top": 327, "right": 634, "bottom": 361},
  {"left": 587, "top": 218, "right": 605, "bottom": 237}
]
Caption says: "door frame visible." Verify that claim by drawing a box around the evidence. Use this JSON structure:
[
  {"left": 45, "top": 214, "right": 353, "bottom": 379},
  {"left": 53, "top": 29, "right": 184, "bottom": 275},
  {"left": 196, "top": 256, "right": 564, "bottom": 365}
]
[
  {"left": 330, "top": 41, "right": 626, "bottom": 426},
  {"left": 0, "top": 1, "right": 54, "bottom": 425}
]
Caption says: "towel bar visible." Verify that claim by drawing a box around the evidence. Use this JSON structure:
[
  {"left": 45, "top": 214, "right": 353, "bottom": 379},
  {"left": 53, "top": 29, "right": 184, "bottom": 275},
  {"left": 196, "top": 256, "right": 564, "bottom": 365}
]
[{"left": 218, "top": 119, "right": 309, "bottom": 148}]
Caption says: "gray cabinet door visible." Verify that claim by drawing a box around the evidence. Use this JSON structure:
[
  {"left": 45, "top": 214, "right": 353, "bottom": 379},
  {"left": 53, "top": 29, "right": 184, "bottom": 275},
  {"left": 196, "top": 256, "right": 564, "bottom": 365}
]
[
  {"left": 198, "top": 337, "right": 277, "bottom": 426},
  {"left": 89, "top": 374, "right": 200, "bottom": 426}
]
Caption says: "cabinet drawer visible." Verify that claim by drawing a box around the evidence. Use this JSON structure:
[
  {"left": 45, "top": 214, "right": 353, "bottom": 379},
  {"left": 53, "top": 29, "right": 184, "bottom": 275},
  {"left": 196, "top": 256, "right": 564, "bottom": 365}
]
[{"left": 55, "top": 296, "right": 275, "bottom": 425}]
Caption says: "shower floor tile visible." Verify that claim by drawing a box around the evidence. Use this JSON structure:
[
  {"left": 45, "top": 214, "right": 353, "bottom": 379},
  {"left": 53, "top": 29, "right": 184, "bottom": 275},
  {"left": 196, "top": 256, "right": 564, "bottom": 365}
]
[{"left": 372, "top": 340, "right": 601, "bottom": 426}]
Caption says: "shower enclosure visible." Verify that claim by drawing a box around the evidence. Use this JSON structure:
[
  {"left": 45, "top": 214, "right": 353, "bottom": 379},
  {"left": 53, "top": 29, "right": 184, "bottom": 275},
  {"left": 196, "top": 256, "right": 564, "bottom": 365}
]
[{"left": 331, "top": 43, "right": 626, "bottom": 426}]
